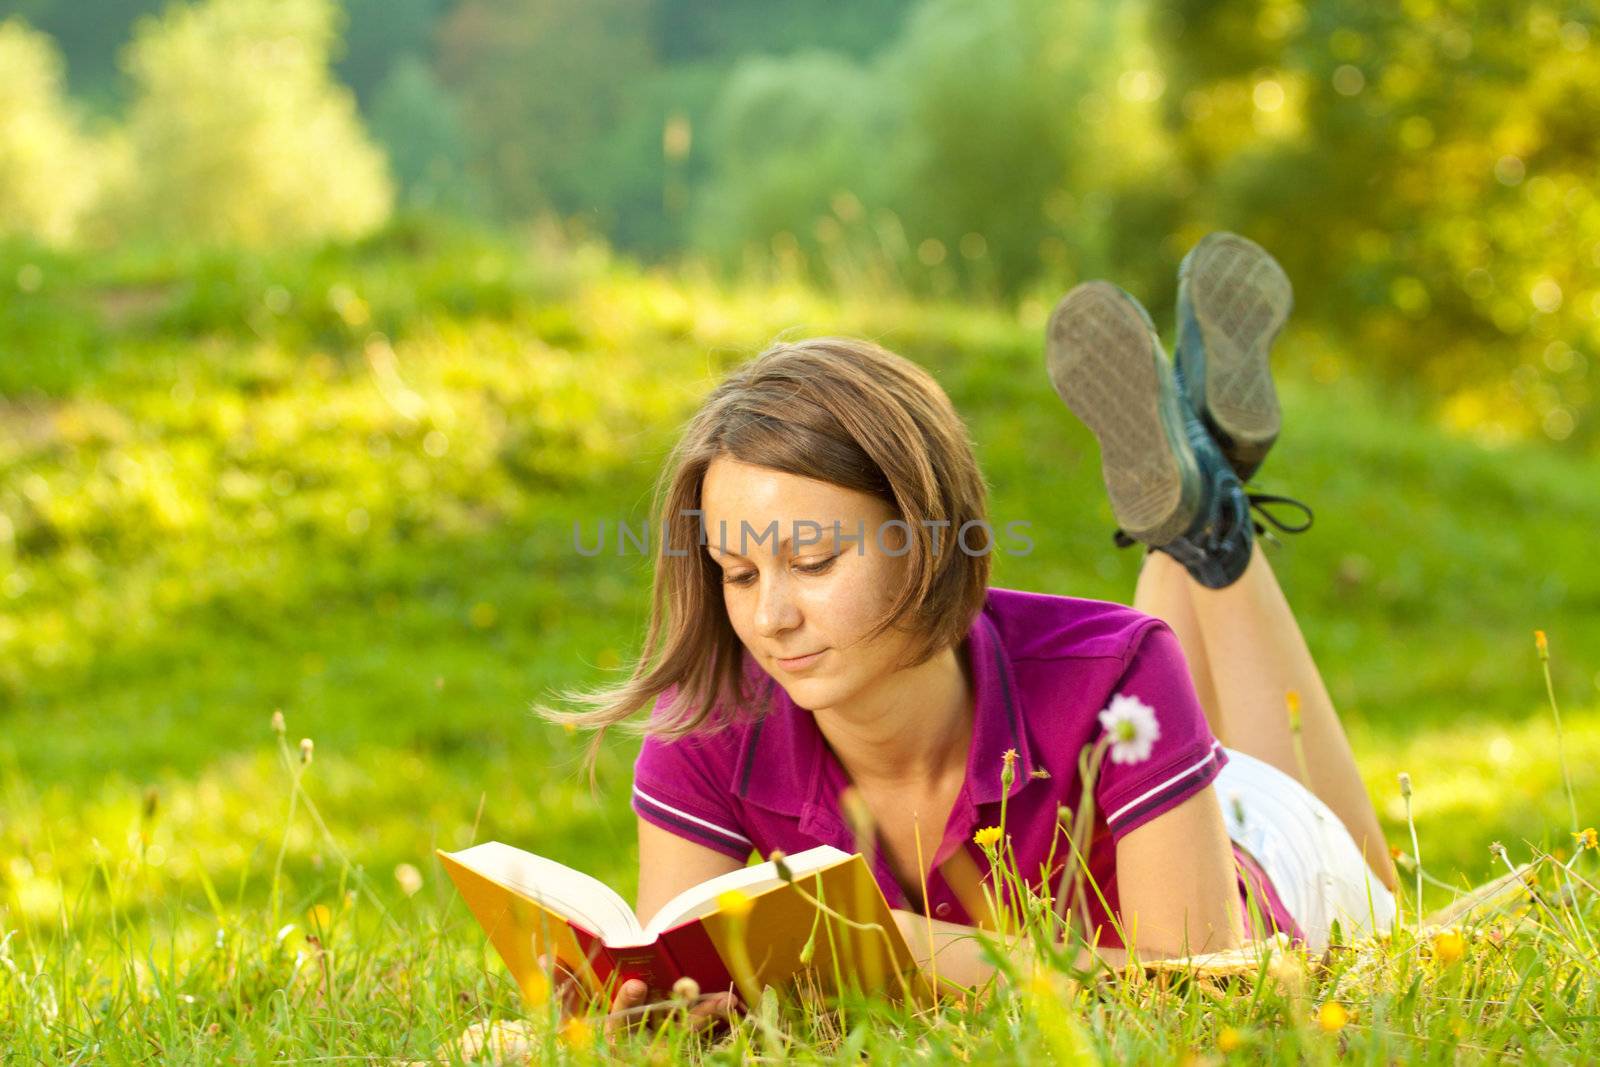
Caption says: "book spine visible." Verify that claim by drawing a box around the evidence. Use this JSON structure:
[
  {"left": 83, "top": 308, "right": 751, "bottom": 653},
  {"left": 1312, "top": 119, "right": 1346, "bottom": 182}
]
[
  {"left": 658, "top": 921, "right": 734, "bottom": 995},
  {"left": 602, "top": 943, "right": 680, "bottom": 996}
]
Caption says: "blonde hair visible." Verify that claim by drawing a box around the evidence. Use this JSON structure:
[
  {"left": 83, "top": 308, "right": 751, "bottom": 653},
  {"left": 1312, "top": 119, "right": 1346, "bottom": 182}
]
[{"left": 542, "top": 337, "right": 990, "bottom": 764}]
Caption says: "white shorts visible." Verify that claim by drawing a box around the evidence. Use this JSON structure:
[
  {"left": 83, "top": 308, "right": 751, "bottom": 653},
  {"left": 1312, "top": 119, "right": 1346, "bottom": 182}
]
[{"left": 1215, "top": 747, "right": 1396, "bottom": 951}]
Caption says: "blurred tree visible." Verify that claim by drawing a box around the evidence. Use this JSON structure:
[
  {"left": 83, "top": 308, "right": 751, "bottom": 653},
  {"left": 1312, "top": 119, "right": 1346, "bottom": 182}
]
[
  {"left": 693, "top": 0, "right": 1163, "bottom": 297},
  {"left": 336, "top": 0, "right": 446, "bottom": 106},
  {"left": 887, "top": 0, "right": 1159, "bottom": 294},
  {"left": 651, "top": 0, "right": 913, "bottom": 63},
  {"left": 692, "top": 50, "right": 898, "bottom": 273},
  {"left": 437, "top": 0, "right": 655, "bottom": 223},
  {"left": 1151, "top": 0, "right": 1600, "bottom": 443},
  {"left": 0, "top": 0, "right": 161, "bottom": 107},
  {"left": 106, "top": 0, "right": 393, "bottom": 248},
  {"left": 370, "top": 55, "right": 483, "bottom": 213},
  {"left": 0, "top": 17, "right": 100, "bottom": 244}
]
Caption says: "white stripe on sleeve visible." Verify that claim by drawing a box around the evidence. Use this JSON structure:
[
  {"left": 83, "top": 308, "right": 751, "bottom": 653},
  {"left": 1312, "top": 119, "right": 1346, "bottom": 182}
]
[
  {"left": 632, "top": 786, "right": 752, "bottom": 846},
  {"left": 1104, "top": 741, "right": 1223, "bottom": 826}
]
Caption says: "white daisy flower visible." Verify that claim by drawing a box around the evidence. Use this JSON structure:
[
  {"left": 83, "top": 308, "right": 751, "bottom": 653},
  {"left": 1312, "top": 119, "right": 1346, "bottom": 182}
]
[{"left": 1099, "top": 693, "right": 1161, "bottom": 765}]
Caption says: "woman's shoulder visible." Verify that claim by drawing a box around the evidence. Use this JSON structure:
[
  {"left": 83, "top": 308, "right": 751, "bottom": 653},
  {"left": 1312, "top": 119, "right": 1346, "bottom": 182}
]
[{"left": 981, "top": 585, "right": 1166, "bottom": 668}]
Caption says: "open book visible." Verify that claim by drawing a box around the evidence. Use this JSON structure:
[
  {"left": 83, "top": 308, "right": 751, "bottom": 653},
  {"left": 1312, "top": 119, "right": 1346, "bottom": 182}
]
[{"left": 438, "top": 842, "right": 914, "bottom": 1004}]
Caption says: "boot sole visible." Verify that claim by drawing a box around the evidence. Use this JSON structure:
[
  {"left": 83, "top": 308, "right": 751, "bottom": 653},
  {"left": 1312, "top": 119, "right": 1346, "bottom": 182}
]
[
  {"left": 1177, "top": 233, "right": 1292, "bottom": 480},
  {"left": 1045, "top": 282, "right": 1200, "bottom": 546}
]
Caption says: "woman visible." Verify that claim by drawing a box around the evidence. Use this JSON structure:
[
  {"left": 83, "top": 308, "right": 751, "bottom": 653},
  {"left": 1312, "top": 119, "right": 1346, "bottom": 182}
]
[{"left": 554, "top": 232, "right": 1399, "bottom": 1024}]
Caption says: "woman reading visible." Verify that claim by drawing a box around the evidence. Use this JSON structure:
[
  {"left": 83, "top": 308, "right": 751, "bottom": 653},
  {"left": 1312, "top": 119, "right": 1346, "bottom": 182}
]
[{"left": 549, "top": 232, "right": 1399, "bottom": 1026}]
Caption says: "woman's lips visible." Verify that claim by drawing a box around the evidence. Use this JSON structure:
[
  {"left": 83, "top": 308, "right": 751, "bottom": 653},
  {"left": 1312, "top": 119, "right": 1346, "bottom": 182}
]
[{"left": 776, "top": 649, "right": 827, "bottom": 671}]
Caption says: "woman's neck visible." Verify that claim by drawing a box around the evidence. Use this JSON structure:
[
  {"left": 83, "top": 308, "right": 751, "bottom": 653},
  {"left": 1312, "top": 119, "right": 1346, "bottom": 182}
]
[{"left": 811, "top": 641, "right": 975, "bottom": 792}]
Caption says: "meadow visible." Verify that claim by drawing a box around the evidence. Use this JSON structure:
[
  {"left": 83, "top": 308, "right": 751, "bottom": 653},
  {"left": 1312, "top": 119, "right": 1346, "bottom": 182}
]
[{"left": 2, "top": 219, "right": 1598, "bottom": 1061}]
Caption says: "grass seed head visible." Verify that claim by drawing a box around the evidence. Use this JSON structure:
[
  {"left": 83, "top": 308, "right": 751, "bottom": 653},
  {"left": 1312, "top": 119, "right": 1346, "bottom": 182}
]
[
  {"left": 769, "top": 848, "right": 793, "bottom": 883},
  {"left": 394, "top": 863, "right": 423, "bottom": 897}
]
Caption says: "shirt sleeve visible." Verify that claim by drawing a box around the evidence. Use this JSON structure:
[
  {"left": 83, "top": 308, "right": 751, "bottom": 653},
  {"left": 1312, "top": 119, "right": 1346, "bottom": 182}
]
[
  {"left": 1094, "top": 619, "right": 1228, "bottom": 843},
  {"left": 630, "top": 691, "right": 754, "bottom": 861}
]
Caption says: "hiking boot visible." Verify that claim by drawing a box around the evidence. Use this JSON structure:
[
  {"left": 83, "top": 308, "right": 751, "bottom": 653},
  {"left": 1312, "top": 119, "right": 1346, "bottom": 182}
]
[
  {"left": 1045, "top": 281, "right": 1255, "bottom": 589},
  {"left": 1174, "top": 231, "right": 1293, "bottom": 484}
]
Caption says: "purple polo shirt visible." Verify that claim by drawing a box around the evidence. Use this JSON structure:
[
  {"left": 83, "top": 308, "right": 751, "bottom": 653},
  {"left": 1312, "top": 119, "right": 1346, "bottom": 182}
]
[{"left": 631, "top": 586, "right": 1300, "bottom": 946}]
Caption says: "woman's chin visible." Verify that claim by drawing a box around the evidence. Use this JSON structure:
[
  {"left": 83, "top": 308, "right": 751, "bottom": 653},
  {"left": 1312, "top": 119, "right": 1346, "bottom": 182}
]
[{"left": 777, "top": 676, "right": 839, "bottom": 712}]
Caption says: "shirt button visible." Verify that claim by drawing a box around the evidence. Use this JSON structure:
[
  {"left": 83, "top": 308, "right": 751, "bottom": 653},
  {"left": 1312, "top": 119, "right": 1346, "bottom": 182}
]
[{"left": 935, "top": 902, "right": 951, "bottom": 918}]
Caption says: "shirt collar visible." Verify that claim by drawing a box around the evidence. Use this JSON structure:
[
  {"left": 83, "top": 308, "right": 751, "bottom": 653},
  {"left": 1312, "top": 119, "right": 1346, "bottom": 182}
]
[{"left": 730, "top": 596, "right": 1038, "bottom": 817}]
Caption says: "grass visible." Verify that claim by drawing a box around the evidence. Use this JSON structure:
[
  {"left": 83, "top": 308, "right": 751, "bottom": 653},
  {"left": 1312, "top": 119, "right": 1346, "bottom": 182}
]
[{"left": 1, "top": 219, "right": 1598, "bottom": 1060}]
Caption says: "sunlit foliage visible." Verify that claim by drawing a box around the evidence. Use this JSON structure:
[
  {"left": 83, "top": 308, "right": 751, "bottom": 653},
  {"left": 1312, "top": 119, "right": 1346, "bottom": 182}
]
[
  {"left": 0, "top": 19, "right": 99, "bottom": 244},
  {"left": 104, "top": 0, "right": 393, "bottom": 248}
]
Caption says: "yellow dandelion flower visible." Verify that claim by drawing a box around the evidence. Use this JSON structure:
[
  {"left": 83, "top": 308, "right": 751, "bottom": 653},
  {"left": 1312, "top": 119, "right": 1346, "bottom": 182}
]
[
  {"left": 1433, "top": 930, "right": 1466, "bottom": 965},
  {"left": 559, "top": 1016, "right": 594, "bottom": 1050},
  {"left": 1217, "top": 1026, "right": 1245, "bottom": 1053},
  {"left": 717, "top": 888, "right": 753, "bottom": 920},
  {"left": 973, "top": 825, "right": 1003, "bottom": 850},
  {"left": 1285, "top": 689, "right": 1302, "bottom": 730},
  {"left": 1316, "top": 1001, "right": 1348, "bottom": 1033},
  {"left": 306, "top": 904, "right": 332, "bottom": 932},
  {"left": 1534, "top": 630, "right": 1548, "bottom": 660},
  {"left": 1002, "top": 748, "right": 1019, "bottom": 770},
  {"left": 1575, "top": 827, "right": 1598, "bottom": 850}
]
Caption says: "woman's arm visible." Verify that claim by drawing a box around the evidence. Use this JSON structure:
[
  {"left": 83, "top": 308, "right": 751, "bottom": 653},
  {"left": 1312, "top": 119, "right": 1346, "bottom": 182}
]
[
  {"left": 892, "top": 911, "right": 1130, "bottom": 988},
  {"left": 894, "top": 789, "right": 1242, "bottom": 988},
  {"left": 1112, "top": 786, "right": 1244, "bottom": 956},
  {"left": 636, "top": 817, "right": 745, "bottom": 919}
]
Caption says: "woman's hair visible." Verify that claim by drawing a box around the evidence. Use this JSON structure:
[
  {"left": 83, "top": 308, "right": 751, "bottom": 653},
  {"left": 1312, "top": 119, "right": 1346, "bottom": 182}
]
[{"left": 541, "top": 337, "right": 990, "bottom": 763}]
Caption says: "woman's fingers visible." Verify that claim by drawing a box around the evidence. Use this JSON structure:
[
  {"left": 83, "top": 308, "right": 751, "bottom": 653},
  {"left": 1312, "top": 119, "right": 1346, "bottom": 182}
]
[
  {"left": 511, "top": 956, "right": 740, "bottom": 1038},
  {"left": 601, "top": 983, "right": 741, "bottom": 1037},
  {"left": 602, "top": 978, "right": 650, "bottom": 1037},
  {"left": 685, "top": 990, "right": 739, "bottom": 1030}
]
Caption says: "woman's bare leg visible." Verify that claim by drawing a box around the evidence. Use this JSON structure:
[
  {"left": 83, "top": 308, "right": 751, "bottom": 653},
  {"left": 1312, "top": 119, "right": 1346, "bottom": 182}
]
[
  {"left": 1135, "top": 544, "right": 1398, "bottom": 891},
  {"left": 1193, "top": 545, "right": 1398, "bottom": 890},
  {"left": 1132, "top": 550, "right": 1225, "bottom": 740}
]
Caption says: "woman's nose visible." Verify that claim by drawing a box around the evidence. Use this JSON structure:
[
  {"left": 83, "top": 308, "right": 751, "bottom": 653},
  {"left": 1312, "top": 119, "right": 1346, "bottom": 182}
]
[{"left": 752, "top": 571, "right": 802, "bottom": 636}]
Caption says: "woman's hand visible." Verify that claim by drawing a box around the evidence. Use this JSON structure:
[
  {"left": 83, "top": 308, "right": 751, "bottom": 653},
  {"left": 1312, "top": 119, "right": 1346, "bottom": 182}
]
[{"left": 537, "top": 954, "right": 740, "bottom": 1037}]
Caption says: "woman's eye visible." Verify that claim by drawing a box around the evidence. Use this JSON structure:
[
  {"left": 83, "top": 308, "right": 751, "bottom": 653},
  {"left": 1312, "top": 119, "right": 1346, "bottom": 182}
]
[
  {"left": 795, "top": 555, "right": 838, "bottom": 575},
  {"left": 721, "top": 571, "right": 756, "bottom": 586}
]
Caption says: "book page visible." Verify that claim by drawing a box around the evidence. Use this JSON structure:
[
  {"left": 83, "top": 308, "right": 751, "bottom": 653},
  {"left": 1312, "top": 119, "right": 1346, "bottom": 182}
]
[
  {"left": 643, "top": 844, "right": 851, "bottom": 937},
  {"left": 440, "top": 842, "right": 641, "bottom": 942}
]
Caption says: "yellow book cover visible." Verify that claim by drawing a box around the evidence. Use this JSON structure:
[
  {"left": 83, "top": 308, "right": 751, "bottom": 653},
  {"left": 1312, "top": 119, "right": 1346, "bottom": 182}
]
[{"left": 438, "top": 843, "right": 916, "bottom": 1005}]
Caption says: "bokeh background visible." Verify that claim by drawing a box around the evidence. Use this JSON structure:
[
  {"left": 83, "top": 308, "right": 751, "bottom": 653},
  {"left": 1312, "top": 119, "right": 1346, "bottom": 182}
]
[{"left": 2, "top": 0, "right": 1598, "bottom": 963}]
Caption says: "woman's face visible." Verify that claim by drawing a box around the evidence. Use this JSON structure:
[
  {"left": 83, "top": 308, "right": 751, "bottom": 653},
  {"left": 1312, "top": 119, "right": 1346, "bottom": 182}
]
[{"left": 700, "top": 455, "right": 916, "bottom": 711}]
